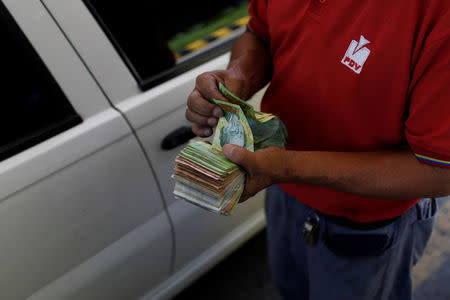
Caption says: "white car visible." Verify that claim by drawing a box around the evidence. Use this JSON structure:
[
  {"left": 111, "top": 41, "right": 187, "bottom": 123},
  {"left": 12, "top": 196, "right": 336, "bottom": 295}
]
[{"left": 0, "top": 1, "right": 265, "bottom": 299}]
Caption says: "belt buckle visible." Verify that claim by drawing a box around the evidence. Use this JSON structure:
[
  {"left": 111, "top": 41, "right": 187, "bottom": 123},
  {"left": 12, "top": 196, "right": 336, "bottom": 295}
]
[{"left": 303, "top": 211, "right": 320, "bottom": 247}]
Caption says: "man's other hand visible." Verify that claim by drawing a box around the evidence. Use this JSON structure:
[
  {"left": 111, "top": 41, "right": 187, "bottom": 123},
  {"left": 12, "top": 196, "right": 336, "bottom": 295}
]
[{"left": 223, "top": 144, "right": 286, "bottom": 202}]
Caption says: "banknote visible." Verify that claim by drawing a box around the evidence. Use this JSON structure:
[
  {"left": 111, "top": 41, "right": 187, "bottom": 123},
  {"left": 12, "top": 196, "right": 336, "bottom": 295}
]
[
  {"left": 218, "top": 83, "right": 256, "bottom": 120},
  {"left": 175, "top": 156, "right": 224, "bottom": 180},
  {"left": 248, "top": 117, "right": 288, "bottom": 150},
  {"left": 218, "top": 84, "right": 288, "bottom": 150},
  {"left": 173, "top": 139, "right": 246, "bottom": 214},
  {"left": 212, "top": 100, "right": 254, "bottom": 151},
  {"left": 173, "top": 175, "right": 227, "bottom": 199},
  {"left": 179, "top": 141, "right": 238, "bottom": 175},
  {"left": 173, "top": 165, "right": 240, "bottom": 192},
  {"left": 172, "top": 83, "right": 288, "bottom": 215},
  {"left": 255, "top": 111, "right": 277, "bottom": 122},
  {"left": 174, "top": 171, "right": 245, "bottom": 215}
]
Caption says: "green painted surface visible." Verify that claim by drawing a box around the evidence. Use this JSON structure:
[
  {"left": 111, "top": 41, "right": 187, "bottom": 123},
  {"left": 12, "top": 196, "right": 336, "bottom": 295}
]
[{"left": 169, "top": 2, "right": 249, "bottom": 54}]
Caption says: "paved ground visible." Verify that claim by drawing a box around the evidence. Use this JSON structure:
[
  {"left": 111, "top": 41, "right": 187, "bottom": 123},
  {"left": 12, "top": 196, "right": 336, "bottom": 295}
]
[
  {"left": 413, "top": 197, "right": 450, "bottom": 299},
  {"left": 174, "top": 197, "right": 450, "bottom": 300}
]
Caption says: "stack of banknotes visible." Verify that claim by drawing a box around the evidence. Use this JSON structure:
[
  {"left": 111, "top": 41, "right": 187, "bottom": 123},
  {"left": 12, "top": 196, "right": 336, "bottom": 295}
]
[{"left": 173, "top": 83, "right": 288, "bottom": 215}]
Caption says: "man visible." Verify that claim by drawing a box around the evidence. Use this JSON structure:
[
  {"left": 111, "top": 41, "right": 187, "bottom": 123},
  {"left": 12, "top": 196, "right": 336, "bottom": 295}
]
[{"left": 186, "top": 0, "right": 450, "bottom": 299}]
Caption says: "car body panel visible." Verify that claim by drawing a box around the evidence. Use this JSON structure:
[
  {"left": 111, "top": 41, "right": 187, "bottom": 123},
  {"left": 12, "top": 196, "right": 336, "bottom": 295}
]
[
  {"left": 3, "top": 1, "right": 268, "bottom": 299},
  {"left": 42, "top": 0, "right": 140, "bottom": 103},
  {"left": 0, "top": 1, "right": 172, "bottom": 299}
]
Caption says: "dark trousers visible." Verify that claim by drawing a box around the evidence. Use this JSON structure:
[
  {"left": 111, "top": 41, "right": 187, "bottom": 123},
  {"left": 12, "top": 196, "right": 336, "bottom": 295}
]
[{"left": 265, "top": 185, "right": 437, "bottom": 300}]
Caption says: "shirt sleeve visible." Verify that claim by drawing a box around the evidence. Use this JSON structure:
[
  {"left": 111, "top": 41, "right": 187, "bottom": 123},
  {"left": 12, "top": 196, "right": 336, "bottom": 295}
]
[
  {"left": 405, "top": 30, "right": 450, "bottom": 168},
  {"left": 248, "top": 0, "right": 270, "bottom": 42}
]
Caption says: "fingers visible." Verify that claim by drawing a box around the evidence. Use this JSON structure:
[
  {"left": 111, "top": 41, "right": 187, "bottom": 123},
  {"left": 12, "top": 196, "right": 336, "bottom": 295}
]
[
  {"left": 192, "top": 123, "right": 213, "bottom": 137},
  {"left": 238, "top": 197, "right": 248, "bottom": 203},
  {"left": 185, "top": 108, "right": 218, "bottom": 127},
  {"left": 186, "top": 88, "right": 221, "bottom": 137},
  {"left": 187, "top": 89, "right": 221, "bottom": 118},
  {"left": 222, "top": 145, "right": 255, "bottom": 201},
  {"left": 239, "top": 181, "right": 257, "bottom": 203},
  {"left": 222, "top": 144, "right": 251, "bottom": 167},
  {"left": 195, "top": 72, "right": 230, "bottom": 103},
  {"left": 238, "top": 193, "right": 252, "bottom": 203},
  {"left": 187, "top": 70, "right": 243, "bottom": 138}
]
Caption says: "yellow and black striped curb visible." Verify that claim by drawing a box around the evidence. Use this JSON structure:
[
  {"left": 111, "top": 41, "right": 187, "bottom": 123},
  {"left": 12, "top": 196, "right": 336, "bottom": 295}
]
[{"left": 176, "top": 16, "right": 250, "bottom": 59}]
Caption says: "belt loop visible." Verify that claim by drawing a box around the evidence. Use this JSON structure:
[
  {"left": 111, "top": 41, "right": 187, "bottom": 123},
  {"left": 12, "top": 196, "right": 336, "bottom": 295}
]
[
  {"left": 415, "top": 200, "right": 422, "bottom": 220},
  {"left": 431, "top": 197, "right": 437, "bottom": 216}
]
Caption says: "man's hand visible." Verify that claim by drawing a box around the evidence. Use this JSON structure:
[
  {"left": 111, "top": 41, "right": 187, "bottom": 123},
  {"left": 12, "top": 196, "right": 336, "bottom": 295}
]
[
  {"left": 223, "top": 144, "right": 286, "bottom": 202},
  {"left": 186, "top": 30, "right": 273, "bottom": 137},
  {"left": 186, "top": 70, "right": 250, "bottom": 137},
  {"left": 225, "top": 144, "right": 450, "bottom": 201}
]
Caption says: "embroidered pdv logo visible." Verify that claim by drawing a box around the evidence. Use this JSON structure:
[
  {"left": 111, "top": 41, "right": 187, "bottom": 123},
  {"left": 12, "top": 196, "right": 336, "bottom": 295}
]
[{"left": 341, "top": 35, "right": 371, "bottom": 74}]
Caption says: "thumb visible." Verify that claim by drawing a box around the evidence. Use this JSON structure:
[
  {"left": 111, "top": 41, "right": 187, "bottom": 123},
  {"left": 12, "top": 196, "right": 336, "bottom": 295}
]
[{"left": 222, "top": 144, "right": 252, "bottom": 167}]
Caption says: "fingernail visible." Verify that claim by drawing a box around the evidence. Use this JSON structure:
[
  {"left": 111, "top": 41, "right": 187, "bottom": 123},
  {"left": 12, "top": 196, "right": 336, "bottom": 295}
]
[
  {"left": 213, "top": 107, "right": 223, "bottom": 118},
  {"left": 203, "top": 128, "right": 212, "bottom": 136},
  {"left": 208, "top": 118, "right": 217, "bottom": 126}
]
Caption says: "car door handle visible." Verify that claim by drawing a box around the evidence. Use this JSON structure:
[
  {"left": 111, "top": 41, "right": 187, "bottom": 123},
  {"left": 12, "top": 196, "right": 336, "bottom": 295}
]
[{"left": 161, "top": 126, "right": 196, "bottom": 150}]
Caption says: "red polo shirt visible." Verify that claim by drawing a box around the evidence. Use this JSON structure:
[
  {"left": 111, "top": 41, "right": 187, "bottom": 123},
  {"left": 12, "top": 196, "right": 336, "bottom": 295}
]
[{"left": 249, "top": 0, "right": 450, "bottom": 222}]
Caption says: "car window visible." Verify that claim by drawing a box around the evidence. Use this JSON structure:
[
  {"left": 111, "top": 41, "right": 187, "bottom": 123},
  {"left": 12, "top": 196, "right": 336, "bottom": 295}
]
[
  {"left": 0, "top": 2, "right": 82, "bottom": 162},
  {"left": 83, "top": 0, "right": 250, "bottom": 91}
]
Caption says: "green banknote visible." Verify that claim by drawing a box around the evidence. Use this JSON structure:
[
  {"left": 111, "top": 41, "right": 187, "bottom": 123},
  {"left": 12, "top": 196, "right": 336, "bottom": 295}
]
[
  {"left": 217, "top": 84, "right": 288, "bottom": 150},
  {"left": 179, "top": 141, "right": 238, "bottom": 175},
  {"left": 212, "top": 100, "right": 254, "bottom": 152},
  {"left": 218, "top": 83, "right": 257, "bottom": 120}
]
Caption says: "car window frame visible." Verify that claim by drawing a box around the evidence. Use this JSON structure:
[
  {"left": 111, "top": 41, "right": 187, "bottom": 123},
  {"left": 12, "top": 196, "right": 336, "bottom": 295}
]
[{"left": 0, "top": 0, "right": 83, "bottom": 161}]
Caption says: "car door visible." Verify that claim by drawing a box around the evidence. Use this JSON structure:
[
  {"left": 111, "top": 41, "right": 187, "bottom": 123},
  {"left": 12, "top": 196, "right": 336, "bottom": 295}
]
[
  {"left": 41, "top": 1, "right": 267, "bottom": 298},
  {"left": 0, "top": 1, "right": 172, "bottom": 299}
]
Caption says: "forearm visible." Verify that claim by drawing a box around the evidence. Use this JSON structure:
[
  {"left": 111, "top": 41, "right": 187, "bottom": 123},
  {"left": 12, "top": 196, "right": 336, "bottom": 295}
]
[
  {"left": 226, "top": 30, "right": 272, "bottom": 99},
  {"left": 277, "top": 150, "right": 450, "bottom": 199}
]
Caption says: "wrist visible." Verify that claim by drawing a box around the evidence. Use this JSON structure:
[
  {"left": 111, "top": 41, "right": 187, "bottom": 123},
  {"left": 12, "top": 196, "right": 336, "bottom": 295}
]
[
  {"left": 263, "top": 147, "right": 295, "bottom": 185},
  {"left": 225, "top": 60, "right": 261, "bottom": 100},
  {"left": 226, "top": 32, "right": 272, "bottom": 99},
  {"left": 274, "top": 150, "right": 313, "bottom": 185}
]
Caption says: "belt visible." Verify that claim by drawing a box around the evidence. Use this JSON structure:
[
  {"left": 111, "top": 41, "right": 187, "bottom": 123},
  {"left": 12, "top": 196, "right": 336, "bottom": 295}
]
[
  {"left": 302, "top": 212, "right": 399, "bottom": 247},
  {"left": 318, "top": 213, "right": 400, "bottom": 231},
  {"left": 302, "top": 198, "right": 436, "bottom": 247}
]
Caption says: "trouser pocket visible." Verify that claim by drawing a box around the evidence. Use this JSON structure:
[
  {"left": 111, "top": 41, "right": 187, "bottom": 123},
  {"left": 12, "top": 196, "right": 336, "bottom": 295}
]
[
  {"left": 412, "top": 198, "right": 438, "bottom": 265},
  {"left": 324, "top": 216, "right": 400, "bottom": 258}
]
